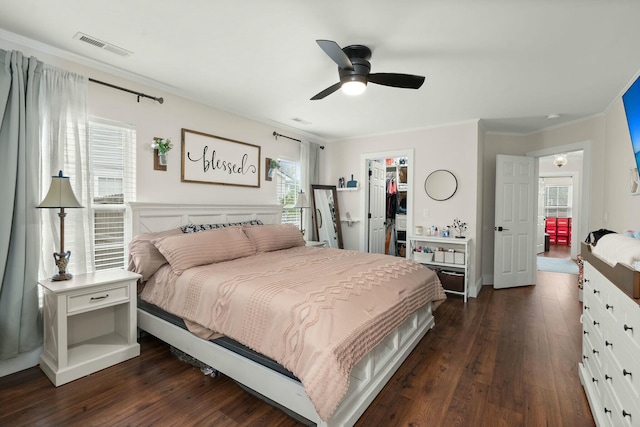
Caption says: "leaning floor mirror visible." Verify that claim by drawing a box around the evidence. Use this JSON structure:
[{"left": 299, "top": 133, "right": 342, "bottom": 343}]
[{"left": 311, "top": 185, "right": 344, "bottom": 249}]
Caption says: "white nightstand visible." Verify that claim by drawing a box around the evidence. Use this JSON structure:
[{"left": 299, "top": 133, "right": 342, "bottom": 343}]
[
  {"left": 305, "top": 241, "right": 327, "bottom": 247},
  {"left": 39, "top": 269, "right": 142, "bottom": 386}
]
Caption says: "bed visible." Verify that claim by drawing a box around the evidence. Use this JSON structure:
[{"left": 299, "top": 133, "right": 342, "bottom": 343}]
[{"left": 129, "top": 202, "right": 446, "bottom": 426}]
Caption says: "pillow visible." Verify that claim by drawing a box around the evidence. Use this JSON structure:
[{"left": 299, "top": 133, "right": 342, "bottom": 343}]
[
  {"left": 153, "top": 226, "right": 256, "bottom": 274},
  {"left": 181, "top": 219, "right": 263, "bottom": 234},
  {"left": 128, "top": 228, "right": 182, "bottom": 282},
  {"left": 242, "top": 223, "right": 305, "bottom": 252}
]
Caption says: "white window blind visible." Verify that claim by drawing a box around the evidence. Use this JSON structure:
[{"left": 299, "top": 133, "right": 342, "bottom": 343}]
[
  {"left": 276, "top": 159, "right": 301, "bottom": 226},
  {"left": 89, "top": 118, "right": 136, "bottom": 270},
  {"left": 544, "top": 184, "right": 572, "bottom": 218}
]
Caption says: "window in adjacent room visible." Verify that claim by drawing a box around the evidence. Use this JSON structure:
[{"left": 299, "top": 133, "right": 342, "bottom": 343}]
[
  {"left": 89, "top": 118, "right": 136, "bottom": 270},
  {"left": 544, "top": 183, "right": 572, "bottom": 218},
  {"left": 275, "top": 158, "right": 301, "bottom": 227}
]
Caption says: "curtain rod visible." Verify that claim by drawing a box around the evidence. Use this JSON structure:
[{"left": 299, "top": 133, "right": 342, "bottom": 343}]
[
  {"left": 272, "top": 131, "right": 324, "bottom": 149},
  {"left": 89, "top": 78, "right": 164, "bottom": 104}
]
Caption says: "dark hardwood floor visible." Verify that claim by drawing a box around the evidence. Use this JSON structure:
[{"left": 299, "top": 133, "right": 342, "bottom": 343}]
[{"left": 0, "top": 270, "right": 593, "bottom": 427}]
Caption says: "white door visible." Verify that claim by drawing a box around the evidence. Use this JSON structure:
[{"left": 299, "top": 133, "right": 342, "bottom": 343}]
[
  {"left": 368, "top": 160, "right": 386, "bottom": 253},
  {"left": 494, "top": 155, "right": 536, "bottom": 289},
  {"left": 536, "top": 177, "right": 546, "bottom": 254}
]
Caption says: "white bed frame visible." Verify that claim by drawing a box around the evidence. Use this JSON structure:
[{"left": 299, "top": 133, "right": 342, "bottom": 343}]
[{"left": 130, "top": 202, "right": 436, "bottom": 426}]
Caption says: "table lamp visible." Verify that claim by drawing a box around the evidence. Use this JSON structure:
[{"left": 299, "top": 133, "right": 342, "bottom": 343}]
[
  {"left": 293, "top": 191, "right": 309, "bottom": 235},
  {"left": 38, "top": 171, "right": 83, "bottom": 281}
]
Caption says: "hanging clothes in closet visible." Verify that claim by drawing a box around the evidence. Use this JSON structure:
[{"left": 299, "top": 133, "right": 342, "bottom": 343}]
[{"left": 386, "top": 177, "right": 397, "bottom": 218}]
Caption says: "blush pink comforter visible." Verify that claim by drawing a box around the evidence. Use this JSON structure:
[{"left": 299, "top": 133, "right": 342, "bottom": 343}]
[{"left": 140, "top": 246, "right": 445, "bottom": 420}]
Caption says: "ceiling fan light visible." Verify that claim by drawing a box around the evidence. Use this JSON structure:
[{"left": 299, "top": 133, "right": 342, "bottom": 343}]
[{"left": 341, "top": 80, "right": 367, "bottom": 96}]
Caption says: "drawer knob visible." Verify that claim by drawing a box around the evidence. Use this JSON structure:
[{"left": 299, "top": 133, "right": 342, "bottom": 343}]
[
  {"left": 592, "top": 377, "right": 598, "bottom": 383},
  {"left": 584, "top": 279, "right": 590, "bottom": 283},
  {"left": 593, "top": 321, "right": 599, "bottom": 326},
  {"left": 583, "top": 331, "right": 589, "bottom": 335},
  {"left": 606, "top": 304, "right": 613, "bottom": 310},
  {"left": 604, "top": 407, "right": 611, "bottom": 415},
  {"left": 623, "top": 410, "right": 631, "bottom": 419},
  {"left": 90, "top": 294, "right": 109, "bottom": 302},
  {"left": 584, "top": 305, "right": 590, "bottom": 310},
  {"left": 593, "top": 349, "right": 599, "bottom": 355},
  {"left": 593, "top": 289, "right": 599, "bottom": 294},
  {"left": 623, "top": 369, "right": 632, "bottom": 378},
  {"left": 605, "top": 374, "right": 612, "bottom": 381},
  {"left": 624, "top": 324, "right": 633, "bottom": 332},
  {"left": 583, "top": 355, "right": 589, "bottom": 361},
  {"left": 605, "top": 340, "right": 613, "bottom": 348}
]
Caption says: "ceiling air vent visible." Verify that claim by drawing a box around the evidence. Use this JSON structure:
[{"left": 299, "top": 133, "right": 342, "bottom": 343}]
[
  {"left": 73, "top": 32, "right": 132, "bottom": 57},
  {"left": 291, "top": 117, "right": 312, "bottom": 125}
]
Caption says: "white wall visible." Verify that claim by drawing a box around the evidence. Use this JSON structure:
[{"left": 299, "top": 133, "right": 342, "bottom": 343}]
[
  {"left": 603, "top": 99, "right": 640, "bottom": 232},
  {"left": 481, "top": 98, "right": 640, "bottom": 281},
  {"left": 0, "top": 38, "right": 307, "bottom": 207},
  {"left": 323, "top": 120, "right": 483, "bottom": 288}
]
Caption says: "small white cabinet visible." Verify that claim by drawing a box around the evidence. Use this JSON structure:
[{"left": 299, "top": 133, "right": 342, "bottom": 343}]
[
  {"left": 39, "top": 270, "right": 141, "bottom": 386},
  {"left": 407, "top": 236, "right": 471, "bottom": 302}
]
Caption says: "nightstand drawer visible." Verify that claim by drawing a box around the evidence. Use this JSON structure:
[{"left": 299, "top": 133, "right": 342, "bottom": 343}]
[{"left": 67, "top": 285, "right": 129, "bottom": 314}]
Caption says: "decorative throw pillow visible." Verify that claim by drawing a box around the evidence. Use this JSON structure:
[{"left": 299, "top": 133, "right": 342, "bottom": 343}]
[
  {"left": 128, "top": 228, "right": 182, "bottom": 282},
  {"left": 181, "top": 219, "right": 263, "bottom": 234},
  {"left": 153, "top": 226, "right": 256, "bottom": 274},
  {"left": 242, "top": 223, "right": 305, "bottom": 252}
]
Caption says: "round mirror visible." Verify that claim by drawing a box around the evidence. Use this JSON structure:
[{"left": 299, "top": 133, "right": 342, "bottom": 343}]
[{"left": 425, "top": 170, "right": 458, "bottom": 201}]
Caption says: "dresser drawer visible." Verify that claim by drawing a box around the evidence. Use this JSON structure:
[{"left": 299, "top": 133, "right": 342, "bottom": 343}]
[
  {"left": 584, "top": 331, "right": 605, "bottom": 379},
  {"left": 615, "top": 338, "right": 640, "bottom": 400},
  {"left": 618, "top": 296, "right": 640, "bottom": 354},
  {"left": 67, "top": 284, "right": 129, "bottom": 314},
  {"left": 601, "top": 384, "right": 626, "bottom": 427}
]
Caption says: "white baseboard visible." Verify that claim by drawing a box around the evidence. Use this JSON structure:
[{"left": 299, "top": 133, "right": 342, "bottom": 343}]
[
  {"left": 0, "top": 346, "right": 42, "bottom": 378},
  {"left": 468, "top": 277, "right": 484, "bottom": 298}
]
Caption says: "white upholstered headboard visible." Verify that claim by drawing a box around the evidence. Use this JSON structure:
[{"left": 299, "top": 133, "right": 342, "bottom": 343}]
[{"left": 129, "top": 202, "right": 283, "bottom": 235}]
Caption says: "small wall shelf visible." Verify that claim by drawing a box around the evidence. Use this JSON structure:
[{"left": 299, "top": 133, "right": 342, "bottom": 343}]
[
  {"left": 340, "top": 218, "right": 360, "bottom": 227},
  {"left": 337, "top": 186, "right": 359, "bottom": 192}
]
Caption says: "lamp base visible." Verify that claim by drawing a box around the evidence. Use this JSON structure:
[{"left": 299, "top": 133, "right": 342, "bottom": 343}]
[
  {"left": 52, "top": 272, "right": 73, "bottom": 281},
  {"left": 52, "top": 251, "right": 72, "bottom": 281}
]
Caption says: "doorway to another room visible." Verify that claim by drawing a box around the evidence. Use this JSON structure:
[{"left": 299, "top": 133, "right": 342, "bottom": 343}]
[{"left": 536, "top": 152, "right": 582, "bottom": 275}]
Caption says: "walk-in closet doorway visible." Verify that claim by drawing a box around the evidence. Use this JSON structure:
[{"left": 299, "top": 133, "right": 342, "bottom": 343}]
[{"left": 360, "top": 149, "right": 414, "bottom": 256}]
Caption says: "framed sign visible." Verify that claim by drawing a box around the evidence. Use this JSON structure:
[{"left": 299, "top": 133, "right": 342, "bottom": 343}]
[{"left": 181, "top": 128, "right": 261, "bottom": 188}]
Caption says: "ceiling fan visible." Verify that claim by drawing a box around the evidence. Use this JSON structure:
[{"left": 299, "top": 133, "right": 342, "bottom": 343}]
[{"left": 311, "top": 39, "right": 425, "bottom": 100}]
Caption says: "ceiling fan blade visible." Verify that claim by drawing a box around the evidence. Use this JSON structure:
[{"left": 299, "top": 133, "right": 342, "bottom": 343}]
[
  {"left": 316, "top": 40, "right": 353, "bottom": 70},
  {"left": 311, "top": 82, "right": 342, "bottom": 100},
  {"left": 368, "top": 73, "right": 425, "bottom": 89}
]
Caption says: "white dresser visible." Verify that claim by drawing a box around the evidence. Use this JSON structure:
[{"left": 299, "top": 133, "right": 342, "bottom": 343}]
[{"left": 580, "top": 260, "right": 640, "bottom": 426}]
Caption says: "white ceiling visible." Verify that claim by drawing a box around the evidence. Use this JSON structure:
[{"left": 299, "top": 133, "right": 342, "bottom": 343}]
[{"left": 1, "top": 1, "right": 640, "bottom": 142}]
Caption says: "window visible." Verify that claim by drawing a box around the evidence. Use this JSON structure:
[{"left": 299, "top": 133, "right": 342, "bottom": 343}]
[
  {"left": 89, "top": 118, "right": 136, "bottom": 270},
  {"left": 275, "top": 159, "right": 301, "bottom": 227},
  {"left": 544, "top": 184, "right": 571, "bottom": 218}
]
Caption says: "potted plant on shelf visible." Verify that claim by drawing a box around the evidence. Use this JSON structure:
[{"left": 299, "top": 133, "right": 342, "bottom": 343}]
[
  {"left": 268, "top": 159, "right": 280, "bottom": 178},
  {"left": 151, "top": 137, "right": 173, "bottom": 166}
]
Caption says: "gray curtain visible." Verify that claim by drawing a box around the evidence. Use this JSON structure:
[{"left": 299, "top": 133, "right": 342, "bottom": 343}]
[
  {"left": 0, "top": 50, "right": 43, "bottom": 360},
  {"left": 301, "top": 141, "right": 320, "bottom": 241}
]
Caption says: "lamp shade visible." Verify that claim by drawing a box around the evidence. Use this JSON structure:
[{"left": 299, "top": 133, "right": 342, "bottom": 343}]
[
  {"left": 293, "top": 192, "right": 308, "bottom": 209},
  {"left": 38, "top": 171, "right": 83, "bottom": 209}
]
